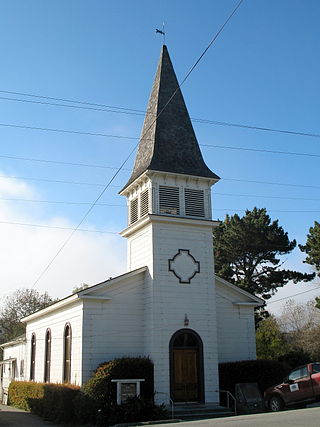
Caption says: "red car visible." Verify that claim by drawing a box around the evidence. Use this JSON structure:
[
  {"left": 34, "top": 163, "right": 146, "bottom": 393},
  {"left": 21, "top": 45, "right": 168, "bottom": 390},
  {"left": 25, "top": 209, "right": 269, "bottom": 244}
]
[{"left": 264, "top": 362, "right": 320, "bottom": 411}]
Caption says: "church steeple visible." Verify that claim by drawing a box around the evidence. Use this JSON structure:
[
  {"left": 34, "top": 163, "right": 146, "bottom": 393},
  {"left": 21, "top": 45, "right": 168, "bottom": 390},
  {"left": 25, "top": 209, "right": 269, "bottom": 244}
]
[{"left": 122, "top": 45, "right": 219, "bottom": 191}]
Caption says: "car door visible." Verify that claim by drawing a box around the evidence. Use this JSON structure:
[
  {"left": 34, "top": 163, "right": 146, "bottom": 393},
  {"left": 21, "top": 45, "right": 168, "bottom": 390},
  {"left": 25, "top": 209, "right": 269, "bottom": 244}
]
[
  {"left": 286, "top": 366, "right": 312, "bottom": 404},
  {"left": 310, "top": 363, "right": 320, "bottom": 398}
]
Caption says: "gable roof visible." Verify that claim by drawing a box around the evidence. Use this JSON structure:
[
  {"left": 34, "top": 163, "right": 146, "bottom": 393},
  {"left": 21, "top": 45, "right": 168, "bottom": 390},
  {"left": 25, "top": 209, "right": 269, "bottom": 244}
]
[
  {"left": 122, "top": 45, "right": 219, "bottom": 191},
  {"left": 0, "top": 334, "right": 26, "bottom": 349},
  {"left": 215, "top": 275, "right": 264, "bottom": 306},
  {"left": 22, "top": 267, "right": 147, "bottom": 322}
]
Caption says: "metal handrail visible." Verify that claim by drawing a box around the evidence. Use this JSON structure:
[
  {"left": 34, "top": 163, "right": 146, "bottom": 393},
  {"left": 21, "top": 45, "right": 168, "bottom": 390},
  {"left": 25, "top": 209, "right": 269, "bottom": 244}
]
[
  {"left": 154, "top": 391, "right": 174, "bottom": 419},
  {"left": 215, "top": 389, "right": 237, "bottom": 416}
]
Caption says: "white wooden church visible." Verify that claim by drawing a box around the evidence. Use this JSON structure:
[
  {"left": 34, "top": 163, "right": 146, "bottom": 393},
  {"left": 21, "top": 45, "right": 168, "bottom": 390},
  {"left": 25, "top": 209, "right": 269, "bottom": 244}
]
[{"left": 1, "top": 45, "right": 263, "bottom": 406}]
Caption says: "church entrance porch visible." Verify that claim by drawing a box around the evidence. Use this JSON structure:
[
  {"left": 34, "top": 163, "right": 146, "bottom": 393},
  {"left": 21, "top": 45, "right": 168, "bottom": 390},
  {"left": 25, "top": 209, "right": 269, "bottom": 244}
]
[{"left": 170, "top": 329, "right": 204, "bottom": 403}]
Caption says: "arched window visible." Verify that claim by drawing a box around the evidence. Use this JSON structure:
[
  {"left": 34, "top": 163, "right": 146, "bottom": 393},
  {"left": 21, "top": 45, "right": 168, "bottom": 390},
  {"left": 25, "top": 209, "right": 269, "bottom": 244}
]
[
  {"left": 44, "top": 329, "right": 51, "bottom": 382},
  {"left": 63, "top": 323, "right": 72, "bottom": 383},
  {"left": 30, "top": 333, "right": 36, "bottom": 381}
]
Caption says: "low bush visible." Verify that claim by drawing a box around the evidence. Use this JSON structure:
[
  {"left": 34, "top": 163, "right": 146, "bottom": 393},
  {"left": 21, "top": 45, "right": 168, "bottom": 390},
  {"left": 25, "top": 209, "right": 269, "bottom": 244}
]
[
  {"left": 8, "top": 381, "right": 80, "bottom": 423},
  {"left": 97, "top": 396, "right": 168, "bottom": 426},
  {"left": 219, "top": 359, "right": 287, "bottom": 399},
  {"left": 8, "top": 381, "right": 44, "bottom": 411},
  {"left": 74, "top": 356, "right": 168, "bottom": 425}
]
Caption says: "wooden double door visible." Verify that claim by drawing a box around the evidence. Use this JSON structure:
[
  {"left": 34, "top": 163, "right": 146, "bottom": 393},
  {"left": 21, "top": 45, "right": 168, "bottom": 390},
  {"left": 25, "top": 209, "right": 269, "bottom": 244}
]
[
  {"left": 173, "top": 348, "right": 199, "bottom": 402},
  {"left": 170, "top": 330, "right": 204, "bottom": 402}
]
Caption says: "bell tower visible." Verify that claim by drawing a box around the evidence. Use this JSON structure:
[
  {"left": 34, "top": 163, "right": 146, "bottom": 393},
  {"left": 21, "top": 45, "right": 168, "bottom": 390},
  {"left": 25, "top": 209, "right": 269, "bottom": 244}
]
[{"left": 120, "top": 45, "right": 221, "bottom": 404}]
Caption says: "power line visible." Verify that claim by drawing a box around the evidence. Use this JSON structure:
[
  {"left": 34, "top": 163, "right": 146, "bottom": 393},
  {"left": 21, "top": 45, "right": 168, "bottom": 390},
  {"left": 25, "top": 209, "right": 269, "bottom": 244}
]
[
  {"left": 29, "top": 0, "right": 244, "bottom": 288},
  {"left": 0, "top": 153, "right": 131, "bottom": 171},
  {"left": 0, "top": 90, "right": 146, "bottom": 113},
  {"left": 1, "top": 122, "right": 320, "bottom": 159},
  {"left": 214, "top": 192, "right": 320, "bottom": 202},
  {"left": 0, "top": 174, "right": 119, "bottom": 187},
  {"left": 2, "top": 191, "right": 320, "bottom": 207},
  {"left": 0, "top": 197, "right": 125, "bottom": 206},
  {"left": 0, "top": 220, "right": 118, "bottom": 234},
  {"left": 223, "top": 178, "right": 320, "bottom": 190},
  {"left": 0, "top": 122, "right": 139, "bottom": 140},
  {"left": 0, "top": 96, "right": 146, "bottom": 117},
  {"left": 1, "top": 94, "right": 320, "bottom": 141},
  {"left": 2, "top": 173, "right": 320, "bottom": 191},
  {"left": 267, "top": 286, "right": 320, "bottom": 305},
  {"left": 192, "top": 118, "right": 320, "bottom": 140},
  {"left": 202, "top": 144, "right": 320, "bottom": 159}
]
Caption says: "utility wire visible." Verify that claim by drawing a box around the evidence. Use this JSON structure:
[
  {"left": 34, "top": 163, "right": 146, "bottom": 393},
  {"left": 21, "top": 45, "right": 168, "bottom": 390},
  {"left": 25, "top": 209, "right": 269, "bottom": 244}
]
[
  {"left": 0, "top": 122, "right": 139, "bottom": 140},
  {"left": 202, "top": 144, "right": 320, "bottom": 158},
  {"left": 2, "top": 191, "right": 320, "bottom": 206},
  {"left": 0, "top": 96, "right": 145, "bottom": 117},
  {"left": 267, "top": 286, "right": 320, "bottom": 305},
  {"left": 2, "top": 173, "right": 320, "bottom": 191},
  {"left": 28, "top": 0, "right": 245, "bottom": 288},
  {"left": 0, "top": 153, "right": 131, "bottom": 170},
  {"left": 0, "top": 90, "right": 147, "bottom": 113},
  {"left": 0, "top": 197, "right": 125, "bottom": 206},
  {"left": 1, "top": 94, "right": 320, "bottom": 140},
  {"left": 2, "top": 210, "right": 320, "bottom": 234},
  {"left": 1, "top": 123, "right": 320, "bottom": 159},
  {"left": 0, "top": 220, "right": 118, "bottom": 233}
]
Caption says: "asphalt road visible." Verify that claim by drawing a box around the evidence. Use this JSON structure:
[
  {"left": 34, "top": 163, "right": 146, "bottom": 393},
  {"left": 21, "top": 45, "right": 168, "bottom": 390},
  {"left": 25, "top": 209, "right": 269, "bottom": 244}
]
[
  {"left": 156, "top": 407, "right": 320, "bottom": 427},
  {"left": 0, "top": 404, "right": 61, "bottom": 427},
  {"left": 0, "top": 404, "right": 319, "bottom": 427}
]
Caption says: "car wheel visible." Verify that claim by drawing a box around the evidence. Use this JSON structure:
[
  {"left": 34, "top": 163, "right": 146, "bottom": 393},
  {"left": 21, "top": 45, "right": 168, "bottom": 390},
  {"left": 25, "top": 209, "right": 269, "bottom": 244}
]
[{"left": 270, "top": 395, "right": 284, "bottom": 412}]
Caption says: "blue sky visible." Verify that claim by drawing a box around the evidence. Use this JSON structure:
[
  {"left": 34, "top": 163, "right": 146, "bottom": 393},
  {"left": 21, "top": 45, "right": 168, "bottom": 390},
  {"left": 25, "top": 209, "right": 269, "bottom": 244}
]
[{"left": 0, "top": 0, "right": 319, "bottom": 313}]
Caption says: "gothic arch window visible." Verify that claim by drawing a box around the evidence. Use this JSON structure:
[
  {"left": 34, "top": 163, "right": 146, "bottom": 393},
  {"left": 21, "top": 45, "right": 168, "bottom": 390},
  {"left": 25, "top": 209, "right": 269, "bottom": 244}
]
[
  {"left": 44, "top": 329, "right": 51, "bottom": 382},
  {"left": 30, "top": 333, "right": 36, "bottom": 381},
  {"left": 63, "top": 323, "right": 72, "bottom": 383}
]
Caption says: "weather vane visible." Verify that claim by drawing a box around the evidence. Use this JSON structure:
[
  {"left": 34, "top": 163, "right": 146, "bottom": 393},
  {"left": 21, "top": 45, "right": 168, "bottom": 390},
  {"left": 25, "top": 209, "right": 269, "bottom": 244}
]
[{"left": 156, "top": 23, "right": 166, "bottom": 45}]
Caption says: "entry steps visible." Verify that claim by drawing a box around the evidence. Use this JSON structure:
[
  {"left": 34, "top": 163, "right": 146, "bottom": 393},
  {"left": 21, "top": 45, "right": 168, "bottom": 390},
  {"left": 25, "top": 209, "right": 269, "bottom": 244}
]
[{"left": 171, "top": 403, "right": 234, "bottom": 421}]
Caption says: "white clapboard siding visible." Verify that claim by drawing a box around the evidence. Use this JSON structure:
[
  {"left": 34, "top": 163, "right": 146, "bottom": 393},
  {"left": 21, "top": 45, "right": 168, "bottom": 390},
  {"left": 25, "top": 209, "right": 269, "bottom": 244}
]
[
  {"left": 81, "top": 271, "right": 145, "bottom": 382},
  {"left": 25, "top": 301, "right": 83, "bottom": 385}
]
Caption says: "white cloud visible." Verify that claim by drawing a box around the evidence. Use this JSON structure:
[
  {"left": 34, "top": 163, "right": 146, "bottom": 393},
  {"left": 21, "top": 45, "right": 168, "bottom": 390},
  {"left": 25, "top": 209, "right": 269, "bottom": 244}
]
[{"left": 0, "top": 174, "right": 126, "bottom": 302}]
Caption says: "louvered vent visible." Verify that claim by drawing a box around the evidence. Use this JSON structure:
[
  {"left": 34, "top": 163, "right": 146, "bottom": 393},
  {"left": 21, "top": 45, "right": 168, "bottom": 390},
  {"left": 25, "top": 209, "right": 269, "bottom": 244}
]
[
  {"left": 130, "top": 198, "right": 138, "bottom": 224},
  {"left": 185, "top": 189, "right": 205, "bottom": 217},
  {"left": 159, "top": 186, "right": 180, "bottom": 215},
  {"left": 140, "top": 189, "right": 149, "bottom": 217}
]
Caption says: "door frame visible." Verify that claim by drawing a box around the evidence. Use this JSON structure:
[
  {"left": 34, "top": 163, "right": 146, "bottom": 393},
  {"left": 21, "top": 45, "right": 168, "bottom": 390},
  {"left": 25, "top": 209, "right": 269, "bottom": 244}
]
[{"left": 169, "top": 328, "right": 204, "bottom": 403}]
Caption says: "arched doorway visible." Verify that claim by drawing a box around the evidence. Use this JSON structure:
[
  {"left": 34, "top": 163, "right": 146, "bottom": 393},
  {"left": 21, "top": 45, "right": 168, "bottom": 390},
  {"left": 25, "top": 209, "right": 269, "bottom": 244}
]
[{"left": 169, "top": 329, "right": 204, "bottom": 403}]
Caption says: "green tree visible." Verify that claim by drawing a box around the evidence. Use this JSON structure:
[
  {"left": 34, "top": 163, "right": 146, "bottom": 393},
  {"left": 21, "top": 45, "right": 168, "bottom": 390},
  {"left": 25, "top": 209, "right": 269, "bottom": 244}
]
[
  {"left": 213, "top": 208, "right": 314, "bottom": 301},
  {"left": 300, "top": 221, "right": 320, "bottom": 276},
  {"left": 0, "top": 288, "right": 57, "bottom": 348},
  {"left": 256, "top": 316, "right": 289, "bottom": 359},
  {"left": 72, "top": 283, "right": 89, "bottom": 294},
  {"left": 299, "top": 221, "right": 320, "bottom": 308}
]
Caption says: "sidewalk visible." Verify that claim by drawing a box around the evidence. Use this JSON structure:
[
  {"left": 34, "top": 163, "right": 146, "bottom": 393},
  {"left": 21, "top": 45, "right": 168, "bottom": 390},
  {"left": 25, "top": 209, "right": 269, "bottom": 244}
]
[{"left": 0, "top": 404, "right": 61, "bottom": 427}]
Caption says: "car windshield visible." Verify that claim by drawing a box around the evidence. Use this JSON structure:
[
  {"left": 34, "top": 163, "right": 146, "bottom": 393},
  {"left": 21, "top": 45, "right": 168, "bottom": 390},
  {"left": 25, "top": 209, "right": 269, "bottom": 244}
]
[{"left": 312, "top": 363, "right": 320, "bottom": 373}]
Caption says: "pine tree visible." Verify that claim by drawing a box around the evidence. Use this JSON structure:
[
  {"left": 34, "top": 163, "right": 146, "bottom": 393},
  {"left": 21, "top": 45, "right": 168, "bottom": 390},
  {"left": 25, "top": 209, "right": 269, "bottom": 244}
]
[{"left": 213, "top": 207, "right": 314, "bottom": 301}]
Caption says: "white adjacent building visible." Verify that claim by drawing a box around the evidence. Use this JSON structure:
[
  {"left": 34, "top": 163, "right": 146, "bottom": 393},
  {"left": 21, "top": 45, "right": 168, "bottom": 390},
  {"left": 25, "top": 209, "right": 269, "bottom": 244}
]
[{"left": 1, "top": 45, "right": 263, "bottom": 406}]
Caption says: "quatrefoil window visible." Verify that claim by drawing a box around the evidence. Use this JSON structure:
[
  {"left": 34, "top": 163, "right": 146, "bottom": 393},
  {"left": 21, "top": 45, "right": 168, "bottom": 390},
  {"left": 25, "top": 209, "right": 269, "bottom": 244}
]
[{"left": 168, "top": 249, "right": 200, "bottom": 284}]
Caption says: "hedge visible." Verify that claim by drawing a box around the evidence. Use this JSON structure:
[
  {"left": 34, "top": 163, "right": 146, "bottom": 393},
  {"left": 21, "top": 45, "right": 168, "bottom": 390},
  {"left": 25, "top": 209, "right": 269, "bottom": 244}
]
[
  {"left": 73, "top": 356, "right": 168, "bottom": 425},
  {"left": 8, "top": 381, "right": 80, "bottom": 423},
  {"left": 219, "top": 359, "right": 287, "bottom": 399}
]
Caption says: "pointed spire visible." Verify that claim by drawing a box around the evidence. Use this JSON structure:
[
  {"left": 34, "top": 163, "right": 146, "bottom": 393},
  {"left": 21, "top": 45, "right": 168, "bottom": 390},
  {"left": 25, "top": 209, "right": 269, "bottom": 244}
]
[{"left": 123, "top": 45, "right": 219, "bottom": 190}]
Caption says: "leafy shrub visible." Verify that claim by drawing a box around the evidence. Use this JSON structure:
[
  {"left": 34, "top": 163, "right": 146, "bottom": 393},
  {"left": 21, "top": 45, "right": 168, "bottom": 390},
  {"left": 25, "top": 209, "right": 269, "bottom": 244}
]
[
  {"left": 97, "top": 397, "right": 168, "bottom": 426},
  {"left": 219, "top": 359, "right": 287, "bottom": 400},
  {"left": 8, "top": 381, "right": 80, "bottom": 423},
  {"left": 8, "top": 381, "right": 44, "bottom": 411},
  {"left": 74, "top": 356, "right": 168, "bottom": 425}
]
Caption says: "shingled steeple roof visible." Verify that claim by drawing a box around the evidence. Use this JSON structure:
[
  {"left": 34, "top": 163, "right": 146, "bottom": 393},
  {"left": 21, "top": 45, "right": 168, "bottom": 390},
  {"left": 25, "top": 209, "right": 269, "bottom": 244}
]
[{"left": 122, "top": 45, "right": 219, "bottom": 190}]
